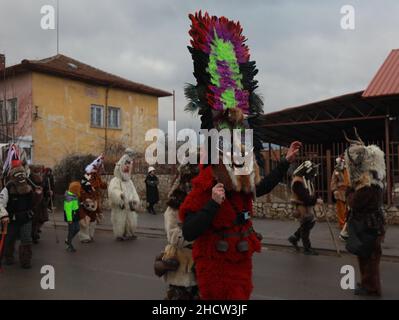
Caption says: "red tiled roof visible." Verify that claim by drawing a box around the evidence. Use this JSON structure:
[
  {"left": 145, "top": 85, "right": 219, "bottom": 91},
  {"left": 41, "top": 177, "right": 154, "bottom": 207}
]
[
  {"left": 363, "top": 49, "right": 399, "bottom": 98},
  {"left": 5, "top": 54, "right": 172, "bottom": 97}
]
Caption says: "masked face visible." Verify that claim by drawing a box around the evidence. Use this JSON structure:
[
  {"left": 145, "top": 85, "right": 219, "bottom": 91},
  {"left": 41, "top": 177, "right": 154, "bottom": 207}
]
[
  {"left": 8, "top": 166, "right": 32, "bottom": 194},
  {"left": 13, "top": 170, "right": 27, "bottom": 184},
  {"left": 335, "top": 157, "right": 345, "bottom": 171},
  {"left": 120, "top": 160, "right": 132, "bottom": 181},
  {"left": 122, "top": 161, "right": 131, "bottom": 173},
  {"left": 346, "top": 144, "right": 366, "bottom": 166},
  {"left": 83, "top": 198, "right": 98, "bottom": 212}
]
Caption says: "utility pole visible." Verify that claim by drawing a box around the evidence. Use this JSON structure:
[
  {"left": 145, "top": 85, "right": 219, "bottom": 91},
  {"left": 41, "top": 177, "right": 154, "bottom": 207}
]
[
  {"left": 104, "top": 87, "right": 109, "bottom": 152},
  {"left": 57, "top": 0, "right": 60, "bottom": 54}
]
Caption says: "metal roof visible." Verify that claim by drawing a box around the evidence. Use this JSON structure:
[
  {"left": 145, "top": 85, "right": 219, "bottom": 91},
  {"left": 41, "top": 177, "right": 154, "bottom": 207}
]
[
  {"left": 363, "top": 49, "right": 399, "bottom": 98},
  {"left": 4, "top": 54, "right": 172, "bottom": 98},
  {"left": 254, "top": 91, "right": 397, "bottom": 145}
]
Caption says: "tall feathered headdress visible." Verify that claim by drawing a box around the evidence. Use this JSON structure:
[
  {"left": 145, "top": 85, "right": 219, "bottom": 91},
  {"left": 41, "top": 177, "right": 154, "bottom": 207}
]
[{"left": 185, "top": 11, "right": 264, "bottom": 131}]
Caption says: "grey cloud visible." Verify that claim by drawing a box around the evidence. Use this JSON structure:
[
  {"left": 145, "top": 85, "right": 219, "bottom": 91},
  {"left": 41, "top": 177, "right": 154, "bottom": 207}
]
[{"left": 1, "top": 0, "right": 398, "bottom": 134}]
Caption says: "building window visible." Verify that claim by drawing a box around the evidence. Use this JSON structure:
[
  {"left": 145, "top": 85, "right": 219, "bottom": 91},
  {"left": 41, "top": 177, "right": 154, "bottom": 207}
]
[
  {"left": 108, "top": 107, "right": 121, "bottom": 129},
  {"left": 23, "top": 147, "right": 32, "bottom": 163},
  {"left": 0, "top": 98, "right": 18, "bottom": 124},
  {"left": 90, "top": 105, "right": 104, "bottom": 127}
]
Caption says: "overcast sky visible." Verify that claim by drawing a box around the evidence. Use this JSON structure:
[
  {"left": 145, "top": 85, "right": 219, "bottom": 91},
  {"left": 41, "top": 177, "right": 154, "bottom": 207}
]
[{"left": 1, "top": 0, "right": 398, "bottom": 134}]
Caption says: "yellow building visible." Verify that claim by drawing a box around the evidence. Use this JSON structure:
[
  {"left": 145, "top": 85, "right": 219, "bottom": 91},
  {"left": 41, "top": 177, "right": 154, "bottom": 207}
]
[{"left": 0, "top": 54, "right": 171, "bottom": 167}]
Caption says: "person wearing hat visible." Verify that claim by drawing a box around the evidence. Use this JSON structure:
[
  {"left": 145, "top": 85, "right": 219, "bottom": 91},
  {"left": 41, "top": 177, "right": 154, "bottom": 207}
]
[
  {"left": 0, "top": 164, "right": 39, "bottom": 268},
  {"left": 288, "top": 160, "right": 323, "bottom": 255},
  {"left": 145, "top": 167, "right": 159, "bottom": 215}
]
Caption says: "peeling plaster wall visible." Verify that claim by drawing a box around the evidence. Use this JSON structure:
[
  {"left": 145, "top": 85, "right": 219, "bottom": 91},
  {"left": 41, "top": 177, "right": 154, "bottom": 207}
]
[
  {"left": 0, "top": 72, "right": 33, "bottom": 143},
  {"left": 31, "top": 72, "right": 159, "bottom": 167}
]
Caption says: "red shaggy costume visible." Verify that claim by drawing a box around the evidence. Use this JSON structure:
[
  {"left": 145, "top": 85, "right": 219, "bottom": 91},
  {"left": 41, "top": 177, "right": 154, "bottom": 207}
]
[
  {"left": 180, "top": 12, "right": 299, "bottom": 300},
  {"left": 180, "top": 166, "right": 261, "bottom": 300}
]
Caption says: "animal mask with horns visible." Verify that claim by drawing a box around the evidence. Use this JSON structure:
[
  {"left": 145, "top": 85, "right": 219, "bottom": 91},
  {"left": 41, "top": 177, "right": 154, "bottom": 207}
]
[{"left": 343, "top": 128, "right": 386, "bottom": 189}]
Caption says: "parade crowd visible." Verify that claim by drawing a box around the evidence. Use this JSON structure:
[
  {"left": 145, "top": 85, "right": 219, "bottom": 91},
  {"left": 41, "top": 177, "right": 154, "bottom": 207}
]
[{"left": 0, "top": 11, "right": 388, "bottom": 302}]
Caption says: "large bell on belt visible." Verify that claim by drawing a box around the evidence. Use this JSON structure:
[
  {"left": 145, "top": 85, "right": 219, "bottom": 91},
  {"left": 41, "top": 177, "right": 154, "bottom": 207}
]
[
  {"left": 236, "top": 240, "right": 249, "bottom": 252},
  {"left": 216, "top": 240, "right": 229, "bottom": 252}
]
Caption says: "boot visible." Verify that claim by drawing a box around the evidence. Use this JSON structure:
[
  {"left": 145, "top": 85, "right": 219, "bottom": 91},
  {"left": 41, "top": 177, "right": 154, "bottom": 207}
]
[
  {"left": 66, "top": 245, "right": 76, "bottom": 253},
  {"left": 19, "top": 244, "right": 32, "bottom": 269},
  {"left": 303, "top": 247, "right": 319, "bottom": 256},
  {"left": 288, "top": 235, "right": 300, "bottom": 251}
]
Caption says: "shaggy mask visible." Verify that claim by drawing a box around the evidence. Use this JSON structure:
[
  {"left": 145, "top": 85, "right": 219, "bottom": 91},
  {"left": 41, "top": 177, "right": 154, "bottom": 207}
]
[
  {"left": 343, "top": 128, "right": 386, "bottom": 190},
  {"left": 7, "top": 166, "right": 32, "bottom": 195},
  {"left": 114, "top": 155, "right": 132, "bottom": 182}
]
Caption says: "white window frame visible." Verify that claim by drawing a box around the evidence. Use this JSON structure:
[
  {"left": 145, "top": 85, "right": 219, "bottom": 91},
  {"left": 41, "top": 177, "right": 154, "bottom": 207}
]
[
  {"left": 107, "top": 106, "right": 121, "bottom": 129},
  {"left": 90, "top": 104, "right": 104, "bottom": 128}
]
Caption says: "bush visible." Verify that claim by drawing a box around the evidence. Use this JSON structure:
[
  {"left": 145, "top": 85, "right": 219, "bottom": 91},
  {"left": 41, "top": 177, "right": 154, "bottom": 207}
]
[{"left": 53, "top": 153, "right": 96, "bottom": 194}]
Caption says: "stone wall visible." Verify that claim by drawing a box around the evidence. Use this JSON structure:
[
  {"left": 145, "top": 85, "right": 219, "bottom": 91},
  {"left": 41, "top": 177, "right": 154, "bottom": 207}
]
[
  {"left": 99, "top": 174, "right": 399, "bottom": 224},
  {"left": 253, "top": 199, "right": 399, "bottom": 225}
]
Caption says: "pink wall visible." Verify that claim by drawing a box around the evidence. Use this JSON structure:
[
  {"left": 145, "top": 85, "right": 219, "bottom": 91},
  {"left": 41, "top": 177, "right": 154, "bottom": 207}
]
[{"left": 0, "top": 72, "right": 33, "bottom": 140}]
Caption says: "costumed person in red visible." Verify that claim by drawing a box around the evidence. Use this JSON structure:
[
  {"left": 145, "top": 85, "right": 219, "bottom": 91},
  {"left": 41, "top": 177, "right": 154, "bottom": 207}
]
[
  {"left": 179, "top": 12, "right": 302, "bottom": 300},
  {"left": 344, "top": 129, "right": 386, "bottom": 296}
]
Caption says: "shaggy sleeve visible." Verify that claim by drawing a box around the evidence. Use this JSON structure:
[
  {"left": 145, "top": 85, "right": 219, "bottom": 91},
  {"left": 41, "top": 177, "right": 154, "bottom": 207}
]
[
  {"left": 108, "top": 178, "right": 124, "bottom": 207},
  {"left": 164, "top": 208, "right": 185, "bottom": 247},
  {"left": 292, "top": 181, "right": 317, "bottom": 206},
  {"left": 182, "top": 199, "right": 220, "bottom": 241},
  {"left": 130, "top": 181, "right": 141, "bottom": 209},
  {"left": 256, "top": 159, "right": 290, "bottom": 197},
  {"left": 0, "top": 188, "right": 9, "bottom": 219}
]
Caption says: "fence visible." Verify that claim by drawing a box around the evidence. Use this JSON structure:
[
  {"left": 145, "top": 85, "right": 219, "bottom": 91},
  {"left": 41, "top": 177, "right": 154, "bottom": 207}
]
[{"left": 265, "top": 140, "right": 399, "bottom": 205}]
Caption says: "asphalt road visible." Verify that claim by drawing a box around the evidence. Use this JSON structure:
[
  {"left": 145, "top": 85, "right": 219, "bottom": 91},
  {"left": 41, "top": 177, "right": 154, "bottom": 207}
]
[{"left": 1, "top": 226, "right": 398, "bottom": 300}]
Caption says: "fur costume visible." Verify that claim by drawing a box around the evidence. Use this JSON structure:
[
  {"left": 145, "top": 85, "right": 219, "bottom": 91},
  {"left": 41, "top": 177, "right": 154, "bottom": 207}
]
[
  {"left": 344, "top": 129, "right": 386, "bottom": 296},
  {"left": 288, "top": 161, "right": 319, "bottom": 254},
  {"left": 0, "top": 165, "right": 38, "bottom": 268},
  {"left": 180, "top": 165, "right": 261, "bottom": 300},
  {"left": 161, "top": 163, "right": 199, "bottom": 298},
  {"left": 78, "top": 161, "right": 107, "bottom": 243},
  {"left": 108, "top": 154, "right": 140, "bottom": 240},
  {"left": 29, "top": 165, "right": 49, "bottom": 243}
]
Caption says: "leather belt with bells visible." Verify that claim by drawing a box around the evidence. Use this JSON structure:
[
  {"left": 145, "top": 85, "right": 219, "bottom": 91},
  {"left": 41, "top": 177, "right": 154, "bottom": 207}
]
[{"left": 216, "top": 227, "right": 255, "bottom": 253}]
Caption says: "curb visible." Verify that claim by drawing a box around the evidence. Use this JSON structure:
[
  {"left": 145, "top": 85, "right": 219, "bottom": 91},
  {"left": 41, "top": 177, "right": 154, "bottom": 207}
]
[{"left": 47, "top": 221, "right": 399, "bottom": 262}]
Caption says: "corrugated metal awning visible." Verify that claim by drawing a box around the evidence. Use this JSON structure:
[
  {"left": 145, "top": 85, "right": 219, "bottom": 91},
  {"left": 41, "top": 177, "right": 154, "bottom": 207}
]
[{"left": 363, "top": 49, "right": 399, "bottom": 98}]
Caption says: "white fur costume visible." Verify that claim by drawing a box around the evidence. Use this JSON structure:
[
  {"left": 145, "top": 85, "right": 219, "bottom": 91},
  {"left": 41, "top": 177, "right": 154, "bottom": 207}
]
[
  {"left": 163, "top": 206, "right": 196, "bottom": 288},
  {"left": 108, "top": 155, "right": 140, "bottom": 239}
]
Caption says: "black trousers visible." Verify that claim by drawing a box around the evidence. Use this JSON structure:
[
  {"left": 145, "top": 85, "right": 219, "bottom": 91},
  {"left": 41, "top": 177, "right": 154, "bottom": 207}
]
[
  {"left": 293, "top": 216, "right": 316, "bottom": 250},
  {"left": 357, "top": 235, "right": 383, "bottom": 296},
  {"left": 67, "top": 221, "right": 80, "bottom": 246}
]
